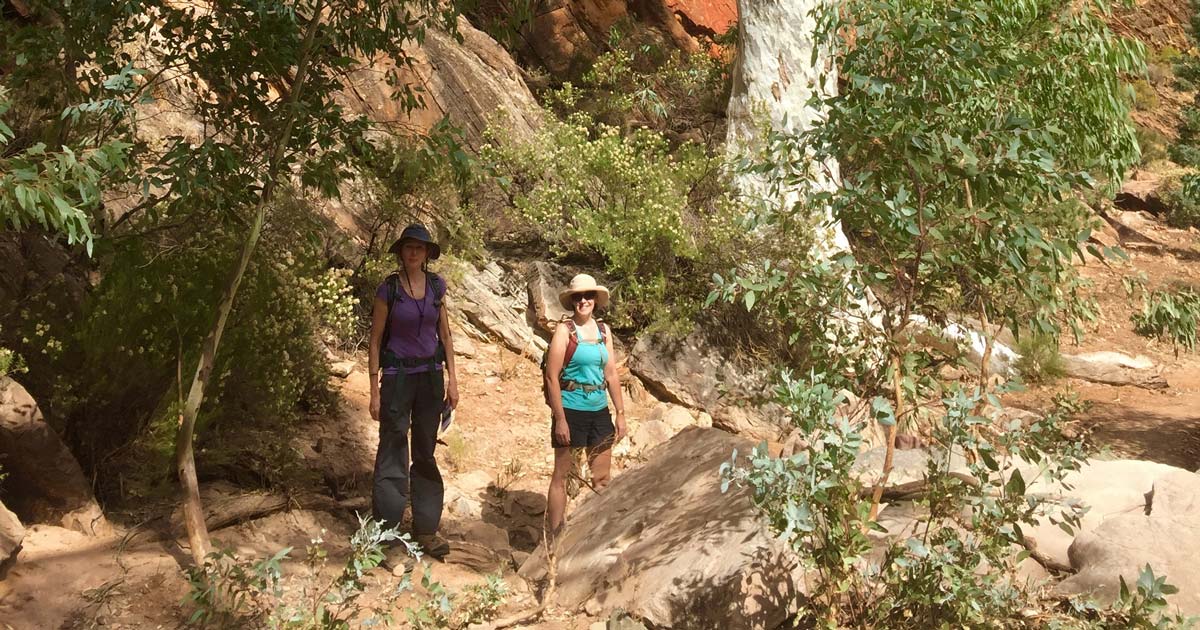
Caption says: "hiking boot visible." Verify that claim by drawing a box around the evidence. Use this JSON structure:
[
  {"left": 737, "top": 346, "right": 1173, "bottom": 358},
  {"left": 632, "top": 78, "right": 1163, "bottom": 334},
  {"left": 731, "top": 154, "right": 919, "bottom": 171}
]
[
  {"left": 414, "top": 533, "right": 450, "bottom": 559},
  {"left": 379, "top": 545, "right": 416, "bottom": 576}
]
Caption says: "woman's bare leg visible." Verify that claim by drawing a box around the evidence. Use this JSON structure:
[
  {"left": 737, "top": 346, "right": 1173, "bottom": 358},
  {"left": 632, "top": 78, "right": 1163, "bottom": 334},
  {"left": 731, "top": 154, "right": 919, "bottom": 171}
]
[
  {"left": 587, "top": 445, "right": 612, "bottom": 492},
  {"left": 546, "top": 447, "right": 574, "bottom": 535}
]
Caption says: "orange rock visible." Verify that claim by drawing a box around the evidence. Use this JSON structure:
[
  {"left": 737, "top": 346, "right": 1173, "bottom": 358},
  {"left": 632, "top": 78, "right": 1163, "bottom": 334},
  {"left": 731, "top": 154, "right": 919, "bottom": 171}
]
[{"left": 665, "top": 0, "right": 737, "bottom": 35}]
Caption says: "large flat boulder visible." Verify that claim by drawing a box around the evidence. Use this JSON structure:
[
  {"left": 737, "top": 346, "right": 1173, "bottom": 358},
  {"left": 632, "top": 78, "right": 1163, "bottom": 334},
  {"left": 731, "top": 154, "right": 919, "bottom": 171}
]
[
  {"left": 628, "top": 332, "right": 780, "bottom": 441},
  {"left": 518, "top": 427, "right": 804, "bottom": 629},
  {"left": 0, "top": 377, "right": 110, "bottom": 536},
  {"left": 1061, "top": 351, "right": 1168, "bottom": 389},
  {"left": 1024, "top": 459, "right": 1181, "bottom": 570},
  {"left": 1056, "top": 470, "right": 1200, "bottom": 615}
]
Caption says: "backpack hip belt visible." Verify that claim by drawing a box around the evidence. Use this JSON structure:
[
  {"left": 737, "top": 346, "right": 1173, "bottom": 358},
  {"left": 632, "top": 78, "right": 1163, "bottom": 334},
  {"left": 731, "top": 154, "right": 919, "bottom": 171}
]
[
  {"left": 381, "top": 344, "right": 446, "bottom": 370},
  {"left": 560, "top": 378, "right": 607, "bottom": 393}
]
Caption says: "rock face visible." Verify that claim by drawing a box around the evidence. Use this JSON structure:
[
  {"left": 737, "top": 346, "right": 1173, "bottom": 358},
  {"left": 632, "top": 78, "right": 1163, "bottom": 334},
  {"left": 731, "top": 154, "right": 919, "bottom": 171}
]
[
  {"left": 519, "top": 427, "right": 804, "bottom": 629},
  {"left": 453, "top": 260, "right": 548, "bottom": 360},
  {"left": 1056, "top": 469, "right": 1200, "bottom": 615},
  {"left": 0, "top": 377, "right": 110, "bottom": 536},
  {"left": 527, "top": 261, "right": 574, "bottom": 333},
  {"left": 0, "top": 499, "right": 24, "bottom": 579},
  {"left": 335, "top": 16, "right": 542, "bottom": 150},
  {"left": 628, "top": 332, "right": 780, "bottom": 440}
]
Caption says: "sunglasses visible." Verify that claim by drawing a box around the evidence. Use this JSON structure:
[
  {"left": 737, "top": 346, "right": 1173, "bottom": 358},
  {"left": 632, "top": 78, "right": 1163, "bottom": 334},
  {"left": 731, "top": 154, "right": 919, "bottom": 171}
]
[{"left": 573, "top": 291, "right": 597, "bottom": 303}]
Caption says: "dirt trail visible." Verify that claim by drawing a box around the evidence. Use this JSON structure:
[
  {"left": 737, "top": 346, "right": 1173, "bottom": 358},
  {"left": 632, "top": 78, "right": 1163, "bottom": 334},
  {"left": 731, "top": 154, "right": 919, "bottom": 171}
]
[{"left": 1008, "top": 215, "right": 1200, "bottom": 469}]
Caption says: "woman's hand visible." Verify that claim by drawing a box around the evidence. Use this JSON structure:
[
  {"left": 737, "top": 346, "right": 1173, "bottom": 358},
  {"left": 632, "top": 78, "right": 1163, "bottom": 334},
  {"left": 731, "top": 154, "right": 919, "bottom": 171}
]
[
  {"left": 554, "top": 417, "right": 571, "bottom": 447},
  {"left": 615, "top": 412, "right": 627, "bottom": 442},
  {"left": 369, "top": 389, "right": 381, "bottom": 422},
  {"left": 446, "top": 376, "right": 460, "bottom": 410}
]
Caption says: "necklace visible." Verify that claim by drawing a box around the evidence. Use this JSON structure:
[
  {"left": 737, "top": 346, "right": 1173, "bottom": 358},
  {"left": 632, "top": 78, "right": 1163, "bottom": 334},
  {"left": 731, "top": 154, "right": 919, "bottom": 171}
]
[{"left": 402, "top": 270, "right": 427, "bottom": 332}]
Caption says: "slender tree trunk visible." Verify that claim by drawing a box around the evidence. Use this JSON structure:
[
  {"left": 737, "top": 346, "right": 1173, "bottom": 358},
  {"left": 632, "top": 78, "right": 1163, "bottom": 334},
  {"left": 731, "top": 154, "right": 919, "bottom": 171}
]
[
  {"left": 867, "top": 352, "right": 903, "bottom": 521},
  {"left": 175, "top": 1, "right": 327, "bottom": 568}
]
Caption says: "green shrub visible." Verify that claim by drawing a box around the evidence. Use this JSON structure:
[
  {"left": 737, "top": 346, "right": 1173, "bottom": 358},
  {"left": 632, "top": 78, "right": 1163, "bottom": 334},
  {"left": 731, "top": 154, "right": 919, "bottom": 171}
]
[
  {"left": 1137, "top": 126, "right": 1170, "bottom": 165},
  {"left": 16, "top": 196, "right": 341, "bottom": 502},
  {"left": 482, "top": 113, "right": 744, "bottom": 330},
  {"left": 542, "top": 42, "right": 729, "bottom": 139},
  {"left": 1159, "top": 172, "right": 1200, "bottom": 228},
  {"left": 1015, "top": 332, "right": 1067, "bottom": 384},
  {"left": 1131, "top": 79, "right": 1159, "bottom": 111},
  {"left": 1133, "top": 285, "right": 1200, "bottom": 354}
]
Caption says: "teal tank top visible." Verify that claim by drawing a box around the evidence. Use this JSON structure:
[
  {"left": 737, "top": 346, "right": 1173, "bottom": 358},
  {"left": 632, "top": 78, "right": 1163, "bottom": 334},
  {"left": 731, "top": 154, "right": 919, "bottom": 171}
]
[{"left": 561, "top": 324, "right": 609, "bottom": 412}]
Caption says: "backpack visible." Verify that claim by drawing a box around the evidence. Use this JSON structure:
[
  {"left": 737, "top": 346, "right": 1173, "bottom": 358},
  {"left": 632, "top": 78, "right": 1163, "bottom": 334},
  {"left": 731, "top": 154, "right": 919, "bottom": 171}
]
[
  {"left": 541, "top": 317, "right": 606, "bottom": 406},
  {"left": 380, "top": 270, "right": 446, "bottom": 369}
]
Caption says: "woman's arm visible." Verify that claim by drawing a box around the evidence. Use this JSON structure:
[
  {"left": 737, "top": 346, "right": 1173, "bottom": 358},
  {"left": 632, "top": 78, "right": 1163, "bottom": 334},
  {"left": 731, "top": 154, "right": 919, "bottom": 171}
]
[
  {"left": 603, "top": 323, "right": 626, "bottom": 441},
  {"left": 437, "top": 302, "right": 459, "bottom": 409},
  {"left": 368, "top": 295, "right": 388, "bottom": 422},
  {"left": 546, "top": 324, "right": 571, "bottom": 445}
]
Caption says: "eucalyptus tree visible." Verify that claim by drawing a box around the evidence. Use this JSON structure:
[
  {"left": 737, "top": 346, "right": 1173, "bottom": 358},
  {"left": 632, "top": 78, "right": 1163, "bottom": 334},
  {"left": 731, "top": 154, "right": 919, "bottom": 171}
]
[
  {"left": 2, "top": 1, "right": 453, "bottom": 566},
  {"left": 717, "top": 0, "right": 1141, "bottom": 509}
]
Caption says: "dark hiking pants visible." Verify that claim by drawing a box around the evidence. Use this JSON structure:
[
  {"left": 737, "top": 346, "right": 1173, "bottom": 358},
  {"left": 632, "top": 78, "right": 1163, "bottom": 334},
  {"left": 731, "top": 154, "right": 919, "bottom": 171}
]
[{"left": 373, "top": 370, "right": 445, "bottom": 536}]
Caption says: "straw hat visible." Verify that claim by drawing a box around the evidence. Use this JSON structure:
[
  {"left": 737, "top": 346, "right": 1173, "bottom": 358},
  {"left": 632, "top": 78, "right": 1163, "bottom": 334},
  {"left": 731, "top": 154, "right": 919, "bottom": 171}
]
[{"left": 558, "top": 274, "right": 610, "bottom": 310}]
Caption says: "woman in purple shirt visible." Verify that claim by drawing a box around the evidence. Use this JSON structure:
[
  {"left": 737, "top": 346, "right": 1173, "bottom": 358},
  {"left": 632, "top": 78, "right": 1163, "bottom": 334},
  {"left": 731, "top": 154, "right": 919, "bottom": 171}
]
[{"left": 368, "top": 223, "right": 459, "bottom": 564}]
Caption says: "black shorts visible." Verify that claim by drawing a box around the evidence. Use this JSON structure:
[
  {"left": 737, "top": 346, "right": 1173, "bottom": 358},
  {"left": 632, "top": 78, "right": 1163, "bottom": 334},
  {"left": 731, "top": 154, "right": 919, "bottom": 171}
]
[{"left": 552, "top": 407, "right": 615, "bottom": 449}]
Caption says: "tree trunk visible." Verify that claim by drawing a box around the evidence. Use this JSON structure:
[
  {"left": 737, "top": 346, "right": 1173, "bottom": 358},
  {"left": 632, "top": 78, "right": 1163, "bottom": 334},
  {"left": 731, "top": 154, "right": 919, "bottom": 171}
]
[
  {"left": 175, "top": 2, "right": 327, "bottom": 568},
  {"left": 725, "top": 0, "right": 850, "bottom": 258}
]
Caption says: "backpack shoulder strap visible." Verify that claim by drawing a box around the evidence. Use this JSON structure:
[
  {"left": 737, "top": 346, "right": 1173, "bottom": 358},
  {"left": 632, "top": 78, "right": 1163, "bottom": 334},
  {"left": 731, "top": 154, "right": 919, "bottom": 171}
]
[
  {"left": 596, "top": 320, "right": 607, "bottom": 344},
  {"left": 562, "top": 319, "right": 580, "bottom": 369},
  {"left": 425, "top": 271, "right": 446, "bottom": 305},
  {"left": 380, "top": 273, "right": 401, "bottom": 360}
]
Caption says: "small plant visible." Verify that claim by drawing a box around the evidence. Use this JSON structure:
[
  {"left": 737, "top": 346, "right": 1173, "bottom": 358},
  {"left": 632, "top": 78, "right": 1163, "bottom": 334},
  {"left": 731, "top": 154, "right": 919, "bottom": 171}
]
[
  {"left": 442, "top": 432, "right": 471, "bottom": 472},
  {"left": 1015, "top": 332, "right": 1067, "bottom": 384},
  {"left": 1136, "top": 126, "right": 1169, "bottom": 165},
  {"left": 495, "top": 458, "right": 525, "bottom": 493},
  {"left": 183, "top": 516, "right": 507, "bottom": 629},
  {"left": 1133, "top": 285, "right": 1200, "bottom": 355}
]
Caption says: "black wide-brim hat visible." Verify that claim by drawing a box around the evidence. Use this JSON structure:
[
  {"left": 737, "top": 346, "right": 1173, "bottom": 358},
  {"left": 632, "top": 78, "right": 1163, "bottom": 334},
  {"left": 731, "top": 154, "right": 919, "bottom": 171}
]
[{"left": 388, "top": 223, "right": 441, "bottom": 260}]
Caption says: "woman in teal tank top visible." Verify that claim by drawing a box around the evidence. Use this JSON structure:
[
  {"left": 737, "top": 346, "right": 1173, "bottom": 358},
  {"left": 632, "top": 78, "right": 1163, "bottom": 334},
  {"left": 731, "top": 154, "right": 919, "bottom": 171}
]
[{"left": 543, "top": 274, "right": 627, "bottom": 538}]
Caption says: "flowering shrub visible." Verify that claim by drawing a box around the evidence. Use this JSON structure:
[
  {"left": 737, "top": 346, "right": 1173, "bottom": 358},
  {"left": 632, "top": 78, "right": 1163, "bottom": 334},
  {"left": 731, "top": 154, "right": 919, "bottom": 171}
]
[
  {"left": 482, "top": 113, "right": 743, "bottom": 328},
  {"left": 296, "top": 267, "right": 357, "bottom": 348}
]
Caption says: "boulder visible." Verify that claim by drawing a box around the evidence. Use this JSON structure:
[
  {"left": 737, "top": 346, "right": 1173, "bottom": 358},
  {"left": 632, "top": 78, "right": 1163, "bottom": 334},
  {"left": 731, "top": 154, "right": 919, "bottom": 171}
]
[
  {"left": 0, "top": 377, "right": 110, "bottom": 536},
  {"left": 628, "top": 332, "right": 780, "bottom": 441},
  {"left": 1056, "top": 470, "right": 1200, "bottom": 615},
  {"left": 628, "top": 419, "right": 673, "bottom": 457},
  {"left": 0, "top": 498, "right": 24, "bottom": 579},
  {"left": 519, "top": 427, "right": 804, "bottom": 629},
  {"left": 1061, "top": 351, "right": 1168, "bottom": 389},
  {"left": 1025, "top": 459, "right": 1183, "bottom": 571}
]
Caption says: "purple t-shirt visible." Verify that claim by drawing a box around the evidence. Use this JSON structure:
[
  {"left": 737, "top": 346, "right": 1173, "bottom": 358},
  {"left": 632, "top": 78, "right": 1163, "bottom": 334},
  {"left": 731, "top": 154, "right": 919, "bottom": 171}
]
[{"left": 376, "top": 274, "right": 443, "bottom": 375}]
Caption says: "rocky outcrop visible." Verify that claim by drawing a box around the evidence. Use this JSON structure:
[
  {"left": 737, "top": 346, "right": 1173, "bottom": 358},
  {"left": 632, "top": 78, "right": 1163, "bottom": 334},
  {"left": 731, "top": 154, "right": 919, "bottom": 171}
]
[
  {"left": 491, "top": 0, "right": 734, "bottom": 77},
  {"left": 628, "top": 332, "right": 780, "bottom": 440},
  {"left": 527, "top": 261, "right": 574, "bottom": 333},
  {"left": 453, "top": 260, "right": 548, "bottom": 360},
  {"left": 1056, "top": 469, "right": 1200, "bottom": 615},
  {"left": 0, "top": 499, "right": 24, "bottom": 579},
  {"left": 519, "top": 427, "right": 804, "bottom": 629},
  {"left": 0, "top": 377, "right": 110, "bottom": 536}
]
